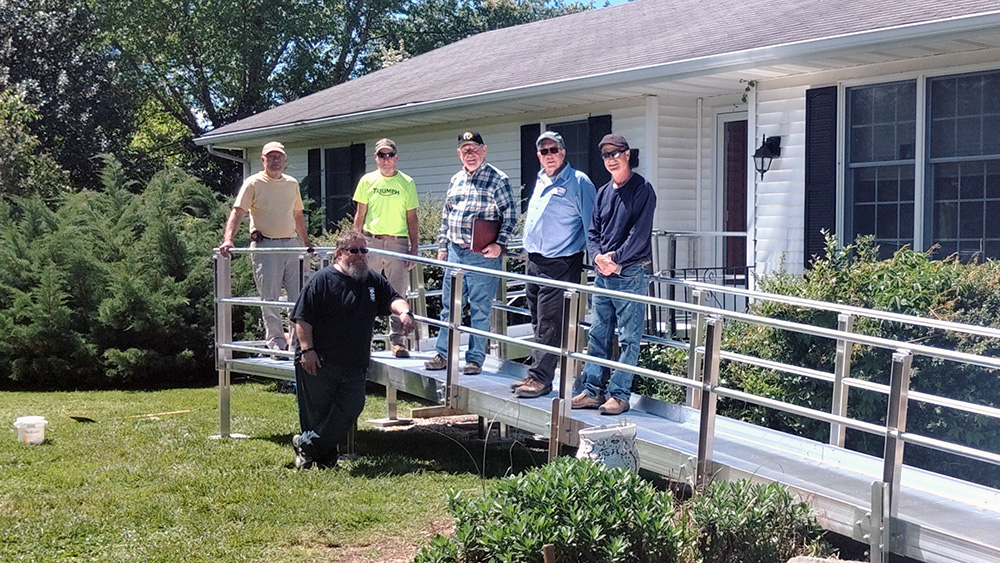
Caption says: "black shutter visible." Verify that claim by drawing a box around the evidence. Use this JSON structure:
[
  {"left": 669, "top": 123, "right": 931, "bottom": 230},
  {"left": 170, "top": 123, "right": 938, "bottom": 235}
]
[
  {"left": 520, "top": 123, "right": 541, "bottom": 212},
  {"left": 588, "top": 114, "right": 612, "bottom": 187},
  {"left": 350, "top": 143, "right": 366, "bottom": 189},
  {"left": 305, "top": 148, "right": 321, "bottom": 202},
  {"left": 804, "top": 87, "right": 838, "bottom": 266}
]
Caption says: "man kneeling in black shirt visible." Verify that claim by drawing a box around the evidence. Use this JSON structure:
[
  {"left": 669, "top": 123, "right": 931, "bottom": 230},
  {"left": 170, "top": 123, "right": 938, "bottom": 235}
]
[{"left": 290, "top": 229, "right": 414, "bottom": 469}]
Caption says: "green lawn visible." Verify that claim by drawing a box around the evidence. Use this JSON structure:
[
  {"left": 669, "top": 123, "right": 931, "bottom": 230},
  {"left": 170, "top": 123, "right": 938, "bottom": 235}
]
[{"left": 1, "top": 382, "right": 545, "bottom": 562}]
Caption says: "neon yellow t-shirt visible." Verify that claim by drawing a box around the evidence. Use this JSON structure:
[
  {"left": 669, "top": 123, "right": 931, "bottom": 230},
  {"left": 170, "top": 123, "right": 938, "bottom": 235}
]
[{"left": 353, "top": 170, "right": 419, "bottom": 236}]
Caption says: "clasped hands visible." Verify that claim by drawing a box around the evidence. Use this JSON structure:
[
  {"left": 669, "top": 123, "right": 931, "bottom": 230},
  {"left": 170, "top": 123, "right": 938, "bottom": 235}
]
[{"left": 594, "top": 252, "right": 621, "bottom": 276}]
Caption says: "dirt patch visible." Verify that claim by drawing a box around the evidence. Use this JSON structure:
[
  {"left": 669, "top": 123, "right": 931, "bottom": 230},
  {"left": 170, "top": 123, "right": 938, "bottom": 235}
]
[{"left": 321, "top": 517, "right": 453, "bottom": 562}]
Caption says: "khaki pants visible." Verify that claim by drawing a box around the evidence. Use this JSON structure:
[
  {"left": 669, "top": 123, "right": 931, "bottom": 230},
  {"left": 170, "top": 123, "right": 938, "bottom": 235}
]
[
  {"left": 250, "top": 237, "right": 302, "bottom": 351},
  {"left": 367, "top": 235, "right": 411, "bottom": 347}
]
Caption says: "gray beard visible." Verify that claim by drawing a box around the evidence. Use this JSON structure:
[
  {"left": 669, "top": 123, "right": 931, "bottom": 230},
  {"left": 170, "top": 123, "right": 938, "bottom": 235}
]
[{"left": 341, "top": 261, "right": 369, "bottom": 281}]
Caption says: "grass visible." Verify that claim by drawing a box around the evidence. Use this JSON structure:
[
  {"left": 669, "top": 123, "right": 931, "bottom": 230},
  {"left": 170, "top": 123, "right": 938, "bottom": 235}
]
[{"left": 0, "top": 381, "right": 546, "bottom": 562}]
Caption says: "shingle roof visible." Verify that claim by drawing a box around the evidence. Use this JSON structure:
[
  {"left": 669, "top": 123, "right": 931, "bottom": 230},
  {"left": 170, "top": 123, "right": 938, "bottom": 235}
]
[{"left": 201, "top": 0, "right": 1000, "bottom": 140}]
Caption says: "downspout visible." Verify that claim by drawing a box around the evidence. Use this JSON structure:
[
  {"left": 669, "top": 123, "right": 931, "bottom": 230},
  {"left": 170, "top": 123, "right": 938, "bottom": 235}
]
[
  {"left": 746, "top": 83, "right": 758, "bottom": 289},
  {"left": 695, "top": 98, "right": 704, "bottom": 264}
]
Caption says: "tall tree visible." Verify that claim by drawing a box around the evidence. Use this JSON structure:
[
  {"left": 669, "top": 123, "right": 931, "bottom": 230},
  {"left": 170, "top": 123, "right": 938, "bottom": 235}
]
[
  {"left": 94, "top": 0, "right": 404, "bottom": 138},
  {"left": 0, "top": 0, "right": 134, "bottom": 189}
]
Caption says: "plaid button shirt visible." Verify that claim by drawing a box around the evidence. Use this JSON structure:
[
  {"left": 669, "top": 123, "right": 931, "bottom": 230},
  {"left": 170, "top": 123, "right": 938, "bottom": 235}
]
[{"left": 437, "top": 162, "right": 518, "bottom": 250}]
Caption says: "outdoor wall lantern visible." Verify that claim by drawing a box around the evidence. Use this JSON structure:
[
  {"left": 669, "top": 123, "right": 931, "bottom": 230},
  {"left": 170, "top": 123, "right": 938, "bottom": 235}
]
[{"left": 752, "top": 135, "right": 781, "bottom": 180}]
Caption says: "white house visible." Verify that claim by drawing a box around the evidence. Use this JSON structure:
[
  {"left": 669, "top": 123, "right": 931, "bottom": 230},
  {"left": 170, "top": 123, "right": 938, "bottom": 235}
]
[{"left": 194, "top": 0, "right": 1000, "bottom": 277}]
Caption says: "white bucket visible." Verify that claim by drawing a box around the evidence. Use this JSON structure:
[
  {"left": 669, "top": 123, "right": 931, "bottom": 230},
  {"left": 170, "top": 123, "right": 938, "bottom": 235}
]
[{"left": 13, "top": 416, "right": 48, "bottom": 445}]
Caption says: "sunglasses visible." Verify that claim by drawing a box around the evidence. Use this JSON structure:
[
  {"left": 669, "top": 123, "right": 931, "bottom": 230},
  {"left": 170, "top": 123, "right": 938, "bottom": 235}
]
[
  {"left": 344, "top": 247, "right": 369, "bottom": 254},
  {"left": 601, "top": 150, "right": 626, "bottom": 160},
  {"left": 376, "top": 151, "right": 396, "bottom": 159},
  {"left": 537, "top": 147, "right": 561, "bottom": 156}
]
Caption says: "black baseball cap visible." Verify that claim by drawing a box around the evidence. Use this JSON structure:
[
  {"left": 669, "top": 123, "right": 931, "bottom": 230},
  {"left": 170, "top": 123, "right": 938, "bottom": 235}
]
[{"left": 458, "top": 131, "right": 485, "bottom": 147}]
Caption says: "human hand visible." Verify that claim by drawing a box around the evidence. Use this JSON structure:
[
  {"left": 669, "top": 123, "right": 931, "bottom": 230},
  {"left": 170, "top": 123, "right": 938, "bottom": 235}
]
[
  {"left": 400, "top": 312, "right": 415, "bottom": 334},
  {"left": 482, "top": 243, "right": 502, "bottom": 258},
  {"left": 437, "top": 248, "right": 448, "bottom": 262},
  {"left": 406, "top": 246, "right": 419, "bottom": 270},
  {"left": 299, "top": 349, "right": 321, "bottom": 375},
  {"left": 219, "top": 241, "right": 234, "bottom": 258}
]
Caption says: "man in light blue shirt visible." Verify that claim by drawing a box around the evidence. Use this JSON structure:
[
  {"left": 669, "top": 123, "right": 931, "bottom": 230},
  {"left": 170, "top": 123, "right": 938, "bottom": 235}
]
[{"left": 512, "top": 131, "right": 596, "bottom": 398}]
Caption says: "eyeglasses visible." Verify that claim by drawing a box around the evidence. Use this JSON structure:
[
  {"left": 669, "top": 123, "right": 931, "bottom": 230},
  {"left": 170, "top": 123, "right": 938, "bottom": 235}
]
[
  {"left": 537, "top": 147, "right": 561, "bottom": 156},
  {"left": 344, "top": 247, "right": 369, "bottom": 254},
  {"left": 601, "top": 150, "right": 626, "bottom": 160},
  {"left": 459, "top": 146, "right": 481, "bottom": 156},
  {"left": 376, "top": 152, "right": 396, "bottom": 159}
]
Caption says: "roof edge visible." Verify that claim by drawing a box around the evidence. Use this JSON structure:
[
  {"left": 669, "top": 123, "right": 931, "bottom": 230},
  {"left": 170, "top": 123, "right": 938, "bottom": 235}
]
[{"left": 195, "top": 9, "right": 1000, "bottom": 147}]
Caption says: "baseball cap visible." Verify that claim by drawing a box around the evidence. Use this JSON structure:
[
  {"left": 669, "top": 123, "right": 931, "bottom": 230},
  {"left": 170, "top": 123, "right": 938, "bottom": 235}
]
[
  {"left": 598, "top": 134, "right": 629, "bottom": 151},
  {"left": 457, "top": 131, "right": 485, "bottom": 147},
  {"left": 535, "top": 131, "right": 565, "bottom": 149},
  {"left": 374, "top": 138, "right": 397, "bottom": 153},
  {"left": 261, "top": 141, "right": 286, "bottom": 156}
]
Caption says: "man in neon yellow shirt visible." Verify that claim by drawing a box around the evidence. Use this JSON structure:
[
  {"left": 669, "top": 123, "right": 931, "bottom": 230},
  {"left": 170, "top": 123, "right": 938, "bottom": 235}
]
[
  {"left": 353, "top": 138, "right": 420, "bottom": 357},
  {"left": 220, "top": 141, "right": 313, "bottom": 353}
]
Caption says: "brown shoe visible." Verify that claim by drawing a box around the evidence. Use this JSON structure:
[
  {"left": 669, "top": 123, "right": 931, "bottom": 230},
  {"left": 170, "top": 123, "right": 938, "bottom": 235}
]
[
  {"left": 509, "top": 376, "right": 533, "bottom": 390},
  {"left": 463, "top": 361, "right": 482, "bottom": 375},
  {"left": 514, "top": 379, "right": 552, "bottom": 398},
  {"left": 571, "top": 392, "right": 604, "bottom": 410},
  {"left": 599, "top": 397, "right": 630, "bottom": 415},
  {"left": 391, "top": 344, "right": 410, "bottom": 358},
  {"left": 424, "top": 354, "right": 447, "bottom": 370}
]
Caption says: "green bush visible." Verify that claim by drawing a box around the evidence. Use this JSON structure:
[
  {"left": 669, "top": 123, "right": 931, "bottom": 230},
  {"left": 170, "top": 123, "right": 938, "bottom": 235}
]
[
  {"left": 691, "top": 479, "right": 826, "bottom": 563},
  {"left": 0, "top": 158, "right": 229, "bottom": 389},
  {"left": 415, "top": 457, "right": 829, "bottom": 563},
  {"left": 719, "top": 234, "right": 1000, "bottom": 487},
  {"left": 416, "top": 457, "right": 689, "bottom": 563}
]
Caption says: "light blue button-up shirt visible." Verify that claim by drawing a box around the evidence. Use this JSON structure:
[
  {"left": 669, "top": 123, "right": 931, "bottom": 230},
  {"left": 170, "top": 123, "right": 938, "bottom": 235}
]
[{"left": 523, "top": 163, "right": 596, "bottom": 258}]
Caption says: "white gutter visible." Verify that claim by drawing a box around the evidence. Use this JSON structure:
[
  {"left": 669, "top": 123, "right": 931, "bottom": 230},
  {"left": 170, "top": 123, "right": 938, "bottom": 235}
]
[
  {"left": 206, "top": 144, "right": 250, "bottom": 165},
  {"left": 195, "top": 10, "right": 1000, "bottom": 146}
]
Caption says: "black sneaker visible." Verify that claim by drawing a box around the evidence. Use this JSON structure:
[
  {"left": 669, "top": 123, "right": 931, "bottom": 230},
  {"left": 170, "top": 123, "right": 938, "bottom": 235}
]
[{"left": 292, "top": 434, "right": 313, "bottom": 469}]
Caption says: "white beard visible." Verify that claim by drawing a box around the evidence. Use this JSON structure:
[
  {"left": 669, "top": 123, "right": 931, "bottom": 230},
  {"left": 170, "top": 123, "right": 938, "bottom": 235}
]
[{"left": 341, "top": 261, "right": 370, "bottom": 281}]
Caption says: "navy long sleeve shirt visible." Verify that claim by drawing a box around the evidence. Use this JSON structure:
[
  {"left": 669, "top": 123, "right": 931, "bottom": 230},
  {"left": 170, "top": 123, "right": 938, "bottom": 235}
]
[{"left": 586, "top": 172, "right": 656, "bottom": 274}]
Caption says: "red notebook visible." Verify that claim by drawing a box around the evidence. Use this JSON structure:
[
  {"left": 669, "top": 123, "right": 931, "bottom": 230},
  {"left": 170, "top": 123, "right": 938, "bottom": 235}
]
[{"left": 471, "top": 219, "right": 500, "bottom": 253}]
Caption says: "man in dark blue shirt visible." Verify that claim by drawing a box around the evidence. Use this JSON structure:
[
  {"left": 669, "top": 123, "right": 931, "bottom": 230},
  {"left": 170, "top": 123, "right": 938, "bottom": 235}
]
[
  {"left": 290, "top": 229, "right": 413, "bottom": 469},
  {"left": 572, "top": 134, "right": 655, "bottom": 416}
]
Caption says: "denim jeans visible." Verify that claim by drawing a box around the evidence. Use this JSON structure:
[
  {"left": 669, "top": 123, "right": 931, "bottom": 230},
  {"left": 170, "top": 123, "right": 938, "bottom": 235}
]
[
  {"left": 295, "top": 359, "right": 366, "bottom": 464},
  {"left": 434, "top": 243, "right": 501, "bottom": 365},
  {"left": 580, "top": 265, "right": 647, "bottom": 402}
]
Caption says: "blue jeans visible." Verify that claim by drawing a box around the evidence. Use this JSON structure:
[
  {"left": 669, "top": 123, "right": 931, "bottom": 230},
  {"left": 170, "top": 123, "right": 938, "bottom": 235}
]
[
  {"left": 581, "top": 265, "right": 647, "bottom": 402},
  {"left": 295, "top": 360, "right": 366, "bottom": 464},
  {"left": 434, "top": 243, "right": 501, "bottom": 365}
]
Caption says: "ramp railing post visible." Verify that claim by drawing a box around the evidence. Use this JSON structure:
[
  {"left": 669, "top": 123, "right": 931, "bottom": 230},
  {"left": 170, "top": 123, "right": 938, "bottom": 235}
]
[
  {"left": 665, "top": 234, "right": 678, "bottom": 338},
  {"left": 697, "top": 316, "right": 723, "bottom": 486},
  {"left": 445, "top": 270, "right": 464, "bottom": 409},
  {"left": 551, "top": 290, "right": 581, "bottom": 458},
  {"left": 491, "top": 255, "right": 508, "bottom": 358},
  {"left": 214, "top": 251, "right": 233, "bottom": 439},
  {"left": 877, "top": 348, "right": 912, "bottom": 558},
  {"left": 686, "top": 289, "right": 707, "bottom": 408},
  {"left": 830, "top": 313, "right": 856, "bottom": 446}
]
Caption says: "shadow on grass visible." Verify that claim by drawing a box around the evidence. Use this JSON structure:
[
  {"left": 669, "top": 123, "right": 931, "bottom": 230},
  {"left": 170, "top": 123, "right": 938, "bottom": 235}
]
[{"left": 256, "top": 425, "right": 547, "bottom": 479}]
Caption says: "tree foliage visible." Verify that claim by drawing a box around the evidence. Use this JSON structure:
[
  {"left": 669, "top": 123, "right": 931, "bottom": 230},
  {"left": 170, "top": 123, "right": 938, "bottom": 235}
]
[
  {"left": 0, "top": 91, "right": 70, "bottom": 202},
  {"left": 0, "top": 0, "right": 134, "bottom": 189},
  {"left": 0, "top": 158, "right": 230, "bottom": 389}
]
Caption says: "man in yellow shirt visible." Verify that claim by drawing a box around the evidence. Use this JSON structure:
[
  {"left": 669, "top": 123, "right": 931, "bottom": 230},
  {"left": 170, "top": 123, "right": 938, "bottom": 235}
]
[
  {"left": 353, "top": 138, "right": 420, "bottom": 357},
  {"left": 220, "top": 141, "right": 313, "bottom": 352}
]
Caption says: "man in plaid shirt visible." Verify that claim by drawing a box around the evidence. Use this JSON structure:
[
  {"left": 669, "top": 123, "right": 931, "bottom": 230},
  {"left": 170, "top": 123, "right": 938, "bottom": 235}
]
[{"left": 424, "top": 131, "right": 518, "bottom": 375}]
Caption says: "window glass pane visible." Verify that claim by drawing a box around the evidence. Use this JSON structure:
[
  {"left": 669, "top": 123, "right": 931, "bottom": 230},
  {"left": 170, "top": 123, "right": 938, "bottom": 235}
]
[
  {"left": 959, "top": 163, "right": 984, "bottom": 200},
  {"left": 899, "top": 203, "right": 914, "bottom": 239},
  {"left": 854, "top": 169, "right": 876, "bottom": 202},
  {"left": 876, "top": 204, "right": 898, "bottom": 239},
  {"left": 986, "top": 160, "right": 1000, "bottom": 199},
  {"left": 956, "top": 116, "right": 982, "bottom": 156},
  {"left": 935, "top": 201, "right": 958, "bottom": 239},
  {"left": 930, "top": 120, "right": 955, "bottom": 159},
  {"left": 956, "top": 75, "right": 983, "bottom": 116},
  {"left": 851, "top": 87, "right": 873, "bottom": 125},
  {"left": 931, "top": 78, "right": 956, "bottom": 118},
  {"left": 853, "top": 204, "right": 875, "bottom": 238},
  {"left": 959, "top": 201, "right": 984, "bottom": 239}
]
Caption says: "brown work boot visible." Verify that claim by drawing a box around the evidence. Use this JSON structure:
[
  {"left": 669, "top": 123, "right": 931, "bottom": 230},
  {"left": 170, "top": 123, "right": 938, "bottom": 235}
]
[
  {"left": 509, "top": 376, "right": 533, "bottom": 390},
  {"left": 463, "top": 361, "right": 482, "bottom": 375},
  {"left": 598, "top": 397, "right": 630, "bottom": 415},
  {"left": 391, "top": 344, "right": 410, "bottom": 358},
  {"left": 423, "top": 354, "right": 447, "bottom": 370},
  {"left": 514, "top": 379, "right": 552, "bottom": 399},
  {"left": 571, "top": 392, "right": 604, "bottom": 410}
]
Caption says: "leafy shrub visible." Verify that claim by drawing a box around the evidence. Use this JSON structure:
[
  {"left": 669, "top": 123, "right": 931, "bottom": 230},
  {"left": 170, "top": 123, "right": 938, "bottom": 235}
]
[
  {"left": 416, "top": 457, "right": 829, "bottom": 563},
  {"left": 690, "top": 479, "right": 826, "bottom": 563},
  {"left": 415, "top": 457, "right": 690, "bottom": 563},
  {"left": 719, "top": 234, "right": 1000, "bottom": 487}
]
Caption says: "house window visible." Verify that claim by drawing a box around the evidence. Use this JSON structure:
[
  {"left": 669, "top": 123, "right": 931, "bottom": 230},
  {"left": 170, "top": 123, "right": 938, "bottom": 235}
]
[
  {"left": 845, "top": 81, "right": 917, "bottom": 259},
  {"left": 549, "top": 119, "right": 590, "bottom": 177},
  {"left": 927, "top": 71, "right": 1000, "bottom": 260},
  {"left": 843, "top": 70, "right": 1000, "bottom": 261}
]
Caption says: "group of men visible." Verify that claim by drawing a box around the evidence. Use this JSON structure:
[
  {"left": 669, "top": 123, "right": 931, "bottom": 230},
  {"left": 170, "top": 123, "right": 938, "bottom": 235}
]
[{"left": 220, "top": 129, "right": 655, "bottom": 468}]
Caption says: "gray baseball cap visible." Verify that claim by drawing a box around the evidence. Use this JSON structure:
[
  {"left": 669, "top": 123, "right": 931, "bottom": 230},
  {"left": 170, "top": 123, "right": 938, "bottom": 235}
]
[{"left": 535, "top": 131, "right": 565, "bottom": 149}]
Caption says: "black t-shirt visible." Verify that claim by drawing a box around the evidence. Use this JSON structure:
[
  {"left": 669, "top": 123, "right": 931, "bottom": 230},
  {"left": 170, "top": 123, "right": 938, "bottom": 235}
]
[{"left": 290, "top": 266, "right": 401, "bottom": 369}]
